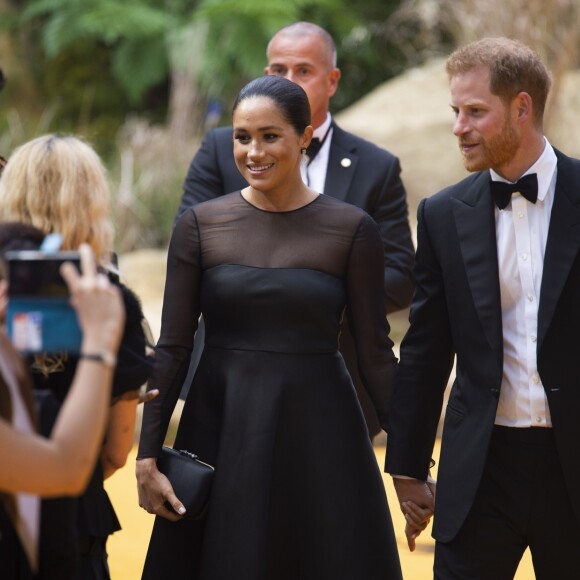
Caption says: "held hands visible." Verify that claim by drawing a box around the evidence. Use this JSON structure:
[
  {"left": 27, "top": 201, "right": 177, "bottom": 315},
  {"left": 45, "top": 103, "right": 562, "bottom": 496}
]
[
  {"left": 136, "top": 457, "right": 187, "bottom": 522},
  {"left": 393, "top": 477, "right": 436, "bottom": 552}
]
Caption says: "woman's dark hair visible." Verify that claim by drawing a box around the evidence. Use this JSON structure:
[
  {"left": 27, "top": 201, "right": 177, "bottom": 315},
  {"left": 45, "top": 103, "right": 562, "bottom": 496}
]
[
  {"left": 0, "top": 222, "right": 45, "bottom": 282},
  {"left": 232, "top": 76, "right": 311, "bottom": 135},
  {"left": 0, "top": 222, "right": 45, "bottom": 254}
]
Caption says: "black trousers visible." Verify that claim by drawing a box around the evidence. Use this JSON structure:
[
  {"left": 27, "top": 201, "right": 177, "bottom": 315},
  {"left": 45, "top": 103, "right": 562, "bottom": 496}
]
[{"left": 435, "top": 426, "right": 580, "bottom": 580}]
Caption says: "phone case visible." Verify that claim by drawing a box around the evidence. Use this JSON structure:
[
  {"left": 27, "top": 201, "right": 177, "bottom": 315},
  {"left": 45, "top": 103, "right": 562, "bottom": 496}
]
[{"left": 5, "top": 251, "right": 82, "bottom": 354}]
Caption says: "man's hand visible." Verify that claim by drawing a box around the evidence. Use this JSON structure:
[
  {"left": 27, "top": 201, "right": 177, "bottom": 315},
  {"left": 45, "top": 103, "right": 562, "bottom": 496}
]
[{"left": 393, "top": 477, "right": 436, "bottom": 552}]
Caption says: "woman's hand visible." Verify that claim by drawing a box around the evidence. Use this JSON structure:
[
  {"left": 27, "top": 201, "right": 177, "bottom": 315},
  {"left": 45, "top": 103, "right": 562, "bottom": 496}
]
[
  {"left": 139, "top": 388, "right": 159, "bottom": 404},
  {"left": 401, "top": 475, "right": 436, "bottom": 550},
  {"left": 402, "top": 500, "right": 433, "bottom": 549},
  {"left": 136, "top": 457, "right": 187, "bottom": 522},
  {"left": 393, "top": 477, "right": 436, "bottom": 551}
]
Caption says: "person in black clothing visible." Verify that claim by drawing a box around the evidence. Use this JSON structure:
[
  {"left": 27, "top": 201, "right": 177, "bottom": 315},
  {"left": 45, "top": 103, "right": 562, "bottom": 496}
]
[
  {"left": 387, "top": 37, "right": 580, "bottom": 578},
  {"left": 137, "top": 75, "right": 406, "bottom": 580}
]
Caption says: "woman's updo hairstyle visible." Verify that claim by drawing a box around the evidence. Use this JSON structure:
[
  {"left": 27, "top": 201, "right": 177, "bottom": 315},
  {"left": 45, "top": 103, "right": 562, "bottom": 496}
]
[{"left": 232, "top": 75, "right": 311, "bottom": 135}]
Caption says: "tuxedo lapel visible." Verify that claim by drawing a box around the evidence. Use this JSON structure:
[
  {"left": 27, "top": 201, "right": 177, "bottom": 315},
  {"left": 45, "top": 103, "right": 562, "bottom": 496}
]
[
  {"left": 452, "top": 174, "right": 503, "bottom": 364},
  {"left": 538, "top": 153, "right": 580, "bottom": 347},
  {"left": 324, "top": 124, "right": 358, "bottom": 201}
]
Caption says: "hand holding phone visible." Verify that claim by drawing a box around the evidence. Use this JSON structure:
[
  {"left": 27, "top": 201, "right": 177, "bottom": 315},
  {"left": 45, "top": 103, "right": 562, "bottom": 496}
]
[
  {"left": 5, "top": 250, "right": 82, "bottom": 353},
  {"left": 60, "top": 244, "right": 125, "bottom": 359}
]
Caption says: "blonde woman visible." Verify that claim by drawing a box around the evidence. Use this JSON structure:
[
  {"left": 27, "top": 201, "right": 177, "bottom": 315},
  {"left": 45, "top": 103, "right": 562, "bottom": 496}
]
[{"left": 0, "top": 135, "right": 153, "bottom": 579}]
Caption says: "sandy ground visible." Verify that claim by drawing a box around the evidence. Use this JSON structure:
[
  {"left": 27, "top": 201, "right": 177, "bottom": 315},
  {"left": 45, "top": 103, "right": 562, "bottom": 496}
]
[{"left": 104, "top": 441, "right": 534, "bottom": 579}]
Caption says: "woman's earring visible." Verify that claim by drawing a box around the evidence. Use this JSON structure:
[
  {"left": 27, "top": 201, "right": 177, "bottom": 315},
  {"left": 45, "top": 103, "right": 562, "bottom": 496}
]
[{"left": 301, "top": 147, "right": 307, "bottom": 155}]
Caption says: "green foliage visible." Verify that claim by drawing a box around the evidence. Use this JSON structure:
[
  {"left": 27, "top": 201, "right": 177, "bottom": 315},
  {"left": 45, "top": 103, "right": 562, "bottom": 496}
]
[
  {"left": 15, "top": 0, "right": 412, "bottom": 129},
  {"left": 35, "top": 42, "right": 136, "bottom": 154},
  {"left": 22, "top": 0, "right": 180, "bottom": 50},
  {"left": 196, "top": 0, "right": 339, "bottom": 19},
  {"left": 112, "top": 38, "right": 169, "bottom": 104},
  {"left": 21, "top": 0, "right": 183, "bottom": 104},
  {"left": 194, "top": 0, "right": 355, "bottom": 105}
]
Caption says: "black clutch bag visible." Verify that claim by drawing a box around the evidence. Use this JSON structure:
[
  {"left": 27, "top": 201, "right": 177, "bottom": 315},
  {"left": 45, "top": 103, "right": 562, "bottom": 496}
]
[{"left": 157, "top": 446, "right": 214, "bottom": 520}]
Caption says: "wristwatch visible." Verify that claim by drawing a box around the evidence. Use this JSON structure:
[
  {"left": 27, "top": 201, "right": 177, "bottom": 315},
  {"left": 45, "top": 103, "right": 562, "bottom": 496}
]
[{"left": 79, "top": 351, "right": 117, "bottom": 368}]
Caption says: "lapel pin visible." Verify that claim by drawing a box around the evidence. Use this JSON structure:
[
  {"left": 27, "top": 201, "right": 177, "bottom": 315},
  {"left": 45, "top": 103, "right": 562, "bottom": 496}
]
[{"left": 340, "top": 158, "right": 352, "bottom": 168}]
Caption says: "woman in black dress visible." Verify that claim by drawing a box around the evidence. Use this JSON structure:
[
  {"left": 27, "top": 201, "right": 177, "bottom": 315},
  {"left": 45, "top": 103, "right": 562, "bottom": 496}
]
[{"left": 137, "top": 75, "right": 403, "bottom": 579}]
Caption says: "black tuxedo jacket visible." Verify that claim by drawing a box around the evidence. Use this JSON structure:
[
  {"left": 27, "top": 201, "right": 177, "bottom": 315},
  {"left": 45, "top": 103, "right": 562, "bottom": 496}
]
[
  {"left": 177, "top": 123, "right": 415, "bottom": 313},
  {"left": 386, "top": 149, "right": 580, "bottom": 542}
]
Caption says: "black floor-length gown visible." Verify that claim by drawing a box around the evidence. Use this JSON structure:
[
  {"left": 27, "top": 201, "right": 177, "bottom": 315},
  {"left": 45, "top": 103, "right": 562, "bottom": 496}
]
[{"left": 139, "top": 192, "right": 402, "bottom": 580}]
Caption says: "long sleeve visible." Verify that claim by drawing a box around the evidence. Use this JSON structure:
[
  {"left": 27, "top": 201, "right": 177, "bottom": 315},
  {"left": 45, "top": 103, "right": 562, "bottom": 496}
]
[
  {"left": 345, "top": 213, "right": 398, "bottom": 432},
  {"left": 137, "top": 210, "right": 203, "bottom": 458},
  {"left": 369, "top": 155, "right": 415, "bottom": 313},
  {"left": 385, "top": 198, "right": 455, "bottom": 479}
]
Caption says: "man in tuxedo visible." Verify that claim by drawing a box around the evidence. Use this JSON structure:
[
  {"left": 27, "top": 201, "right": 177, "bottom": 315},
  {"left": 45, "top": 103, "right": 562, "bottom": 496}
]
[
  {"left": 386, "top": 37, "right": 580, "bottom": 578},
  {"left": 175, "top": 21, "right": 415, "bottom": 439}
]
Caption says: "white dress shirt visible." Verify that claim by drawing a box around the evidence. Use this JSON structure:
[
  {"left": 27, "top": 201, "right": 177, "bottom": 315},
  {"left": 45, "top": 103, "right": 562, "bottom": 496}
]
[
  {"left": 301, "top": 113, "right": 333, "bottom": 193},
  {"left": 493, "top": 138, "right": 557, "bottom": 428}
]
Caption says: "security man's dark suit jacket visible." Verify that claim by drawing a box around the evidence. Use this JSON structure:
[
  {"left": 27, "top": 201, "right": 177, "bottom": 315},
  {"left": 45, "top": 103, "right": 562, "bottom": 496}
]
[
  {"left": 176, "top": 123, "right": 415, "bottom": 436},
  {"left": 386, "top": 149, "right": 580, "bottom": 542}
]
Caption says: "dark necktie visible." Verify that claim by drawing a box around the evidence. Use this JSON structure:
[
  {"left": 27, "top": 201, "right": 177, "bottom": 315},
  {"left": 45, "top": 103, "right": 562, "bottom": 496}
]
[
  {"left": 306, "top": 138, "right": 322, "bottom": 161},
  {"left": 490, "top": 173, "right": 538, "bottom": 210}
]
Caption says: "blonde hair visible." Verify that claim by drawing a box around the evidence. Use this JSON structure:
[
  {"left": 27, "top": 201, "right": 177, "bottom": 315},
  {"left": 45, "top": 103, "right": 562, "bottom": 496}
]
[{"left": 0, "top": 134, "right": 113, "bottom": 260}]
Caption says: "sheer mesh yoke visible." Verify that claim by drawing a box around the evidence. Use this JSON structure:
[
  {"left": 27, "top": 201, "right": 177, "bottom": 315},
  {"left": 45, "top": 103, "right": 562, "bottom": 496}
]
[
  {"left": 139, "top": 192, "right": 402, "bottom": 580},
  {"left": 191, "top": 193, "right": 369, "bottom": 274}
]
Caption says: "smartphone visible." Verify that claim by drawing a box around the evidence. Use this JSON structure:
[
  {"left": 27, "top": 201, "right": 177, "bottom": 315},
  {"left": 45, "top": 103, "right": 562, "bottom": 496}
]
[{"left": 5, "top": 250, "right": 82, "bottom": 354}]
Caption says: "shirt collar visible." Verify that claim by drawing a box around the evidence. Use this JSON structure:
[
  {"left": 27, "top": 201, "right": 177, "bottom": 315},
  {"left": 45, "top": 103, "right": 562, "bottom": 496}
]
[
  {"left": 313, "top": 113, "right": 332, "bottom": 140},
  {"left": 489, "top": 138, "right": 557, "bottom": 203}
]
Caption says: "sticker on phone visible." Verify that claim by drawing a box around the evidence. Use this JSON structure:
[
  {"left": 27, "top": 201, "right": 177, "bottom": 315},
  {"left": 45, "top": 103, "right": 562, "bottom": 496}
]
[{"left": 12, "top": 311, "right": 43, "bottom": 351}]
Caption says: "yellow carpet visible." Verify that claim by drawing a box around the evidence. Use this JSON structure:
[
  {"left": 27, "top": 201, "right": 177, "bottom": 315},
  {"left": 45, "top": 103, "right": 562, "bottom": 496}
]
[{"left": 105, "top": 442, "right": 534, "bottom": 579}]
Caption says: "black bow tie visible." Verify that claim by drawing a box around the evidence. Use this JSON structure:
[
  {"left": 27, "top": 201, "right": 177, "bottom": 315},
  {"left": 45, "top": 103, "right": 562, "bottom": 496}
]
[
  {"left": 306, "top": 138, "right": 322, "bottom": 160},
  {"left": 490, "top": 173, "right": 538, "bottom": 209}
]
